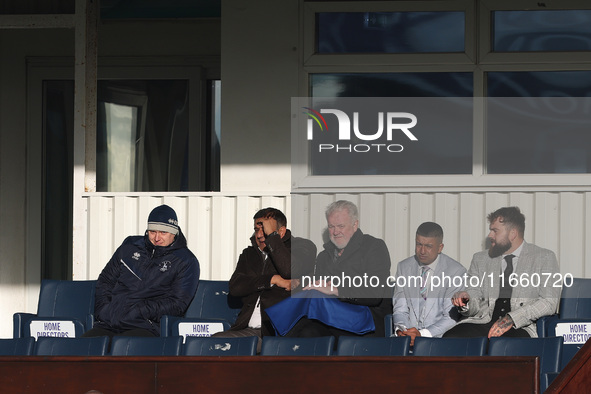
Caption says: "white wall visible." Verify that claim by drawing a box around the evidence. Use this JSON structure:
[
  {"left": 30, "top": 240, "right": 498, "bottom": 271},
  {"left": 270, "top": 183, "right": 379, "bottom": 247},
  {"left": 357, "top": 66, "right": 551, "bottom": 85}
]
[
  {"left": 0, "top": 28, "right": 74, "bottom": 339},
  {"left": 83, "top": 194, "right": 290, "bottom": 281},
  {"left": 81, "top": 191, "right": 591, "bottom": 288},
  {"left": 292, "top": 192, "right": 591, "bottom": 279},
  {"left": 220, "top": 0, "right": 298, "bottom": 192}
]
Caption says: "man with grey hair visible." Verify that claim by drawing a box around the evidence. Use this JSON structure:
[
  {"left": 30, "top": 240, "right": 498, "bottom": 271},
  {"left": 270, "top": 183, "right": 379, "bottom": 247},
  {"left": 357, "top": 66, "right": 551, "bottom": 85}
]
[{"left": 285, "top": 200, "right": 392, "bottom": 338}]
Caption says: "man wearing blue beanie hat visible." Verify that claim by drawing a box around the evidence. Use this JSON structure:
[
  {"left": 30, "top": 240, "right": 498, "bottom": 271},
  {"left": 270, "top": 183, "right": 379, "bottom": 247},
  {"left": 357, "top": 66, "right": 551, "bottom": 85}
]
[{"left": 83, "top": 204, "right": 200, "bottom": 340}]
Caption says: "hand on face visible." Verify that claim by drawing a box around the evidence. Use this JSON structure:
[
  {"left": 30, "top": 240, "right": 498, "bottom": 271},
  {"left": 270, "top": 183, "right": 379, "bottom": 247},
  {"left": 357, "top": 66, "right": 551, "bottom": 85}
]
[{"left": 253, "top": 217, "right": 281, "bottom": 250}]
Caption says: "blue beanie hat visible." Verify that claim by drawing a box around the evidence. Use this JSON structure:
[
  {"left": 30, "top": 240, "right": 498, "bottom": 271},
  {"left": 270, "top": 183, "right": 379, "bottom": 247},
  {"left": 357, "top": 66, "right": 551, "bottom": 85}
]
[{"left": 147, "top": 205, "right": 179, "bottom": 235}]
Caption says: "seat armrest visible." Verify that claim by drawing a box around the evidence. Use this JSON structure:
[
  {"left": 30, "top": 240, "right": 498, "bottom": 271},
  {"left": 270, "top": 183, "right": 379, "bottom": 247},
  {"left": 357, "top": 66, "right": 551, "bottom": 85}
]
[
  {"left": 13, "top": 313, "right": 37, "bottom": 338},
  {"left": 384, "top": 314, "right": 394, "bottom": 337},
  {"left": 537, "top": 314, "right": 559, "bottom": 337}
]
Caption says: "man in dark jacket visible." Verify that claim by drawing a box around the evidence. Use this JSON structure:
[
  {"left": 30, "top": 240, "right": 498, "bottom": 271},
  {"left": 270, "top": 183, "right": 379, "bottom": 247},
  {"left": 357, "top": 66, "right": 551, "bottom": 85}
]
[
  {"left": 83, "top": 204, "right": 199, "bottom": 338},
  {"left": 212, "top": 208, "right": 316, "bottom": 351},
  {"left": 286, "top": 200, "right": 392, "bottom": 338}
]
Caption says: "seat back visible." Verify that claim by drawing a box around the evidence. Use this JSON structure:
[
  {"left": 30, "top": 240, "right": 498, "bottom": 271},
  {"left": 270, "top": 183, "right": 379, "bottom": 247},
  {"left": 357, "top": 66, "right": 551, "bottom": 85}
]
[
  {"left": 13, "top": 279, "right": 97, "bottom": 338},
  {"left": 183, "top": 336, "right": 257, "bottom": 356},
  {"left": 160, "top": 280, "right": 242, "bottom": 337},
  {"left": 37, "top": 279, "right": 97, "bottom": 319},
  {"left": 412, "top": 337, "right": 487, "bottom": 356},
  {"left": 34, "top": 336, "right": 109, "bottom": 356},
  {"left": 261, "top": 336, "right": 335, "bottom": 356},
  {"left": 185, "top": 280, "right": 242, "bottom": 322},
  {"left": 559, "top": 278, "right": 591, "bottom": 318},
  {"left": 0, "top": 338, "right": 35, "bottom": 356},
  {"left": 536, "top": 278, "right": 591, "bottom": 338},
  {"left": 110, "top": 336, "right": 183, "bottom": 356},
  {"left": 488, "top": 336, "right": 563, "bottom": 392},
  {"left": 336, "top": 336, "right": 410, "bottom": 356}
]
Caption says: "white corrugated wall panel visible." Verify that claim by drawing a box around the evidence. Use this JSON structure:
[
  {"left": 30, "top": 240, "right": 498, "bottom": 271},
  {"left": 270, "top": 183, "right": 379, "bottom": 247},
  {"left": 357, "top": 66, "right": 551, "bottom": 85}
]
[
  {"left": 83, "top": 194, "right": 291, "bottom": 282},
  {"left": 83, "top": 191, "right": 589, "bottom": 283},
  {"left": 291, "top": 191, "right": 589, "bottom": 279},
  {"left": 559, "top": 193, "right": 585, "bottom": 277}
]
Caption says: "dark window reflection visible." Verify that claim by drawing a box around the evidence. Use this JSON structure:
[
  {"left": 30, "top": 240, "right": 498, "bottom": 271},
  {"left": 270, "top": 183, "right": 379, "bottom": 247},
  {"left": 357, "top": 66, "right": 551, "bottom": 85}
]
[
  {"left": 309, "top": 73, "right": 473, "bottom": 175},
  {"left": 97, "top": 80, "right": 191, "bottom": 192},
  {"left": 493, "top": 10, "right": 591, "bottom": 52},
  {"left": 317, "top": 12, "right": 465, "bottom": 53},
  {"left": 487, "top": 71, "right": 591, "bottom": 174},
  {"left": 311, "top": 73, "right": 473, "bottom": 98},
  {"left": 44, "top": 81, "right": 74, "bottom": 280}
]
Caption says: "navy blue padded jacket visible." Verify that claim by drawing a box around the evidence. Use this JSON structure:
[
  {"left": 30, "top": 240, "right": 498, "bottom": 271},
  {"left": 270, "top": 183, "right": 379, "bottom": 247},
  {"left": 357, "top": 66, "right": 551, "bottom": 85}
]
[{"left": 94, "top": 230, "right": 199, "bottom": 335}]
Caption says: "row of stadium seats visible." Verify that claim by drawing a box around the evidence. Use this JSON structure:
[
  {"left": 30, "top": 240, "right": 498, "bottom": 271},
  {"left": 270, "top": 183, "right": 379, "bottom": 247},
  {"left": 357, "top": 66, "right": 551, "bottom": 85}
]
[
  {"left": 0, "top": 335, "right": 563, "bottom": 391},
  {"left": 0, "top": 334, "right": 561, "bottom": 357},
  {"left": 12, "top": 277, "right": 591, "bottom": 389},
  {"left": 13, "top": 279, "right": 242, "bottom": 339}
]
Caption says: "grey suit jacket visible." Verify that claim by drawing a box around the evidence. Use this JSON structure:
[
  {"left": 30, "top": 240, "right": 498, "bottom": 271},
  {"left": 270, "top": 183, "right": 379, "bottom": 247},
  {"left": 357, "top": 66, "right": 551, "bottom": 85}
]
[
  {"left": 392, "top": 253, "right": 467, "bottom": 337},
  {"left": 460, "top": 241, "right": 561, "bottom": 337}
]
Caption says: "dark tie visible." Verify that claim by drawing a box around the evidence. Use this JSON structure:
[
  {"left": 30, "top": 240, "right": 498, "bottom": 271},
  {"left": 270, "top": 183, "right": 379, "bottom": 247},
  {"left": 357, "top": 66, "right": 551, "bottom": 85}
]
[{"left": 499, "top": 254, "right": 515, "bottom": 298}]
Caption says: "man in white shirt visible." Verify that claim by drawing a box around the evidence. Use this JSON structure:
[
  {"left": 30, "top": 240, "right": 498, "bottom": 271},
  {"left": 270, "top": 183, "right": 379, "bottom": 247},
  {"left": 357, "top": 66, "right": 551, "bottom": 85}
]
[{"left": 393, "top": 222, "right": 466, "bottom": 345}]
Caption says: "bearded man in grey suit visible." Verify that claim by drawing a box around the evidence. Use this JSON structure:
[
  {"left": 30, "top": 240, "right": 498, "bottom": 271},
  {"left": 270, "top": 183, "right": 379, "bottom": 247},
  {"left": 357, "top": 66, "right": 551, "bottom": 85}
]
[
  {"left": 393, "top": 222, "right": 467, "bottom": 345},
  {"left": 444, "top": 206, "right": 560, "bottom": 338}
]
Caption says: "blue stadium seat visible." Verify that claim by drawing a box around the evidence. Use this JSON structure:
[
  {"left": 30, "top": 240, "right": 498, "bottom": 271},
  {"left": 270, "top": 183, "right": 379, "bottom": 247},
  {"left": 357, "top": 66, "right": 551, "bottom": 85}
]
[
  {"left": 488, "top": 336, "right": 563, "bottom": 393},
  {"left": 336, "top": 336, "right": 410, "bottom": 356},
  {"left": 537, "top": 277, "right": 591, "bottom": 337},
  {"left": 13, "top": 279, "right": 96, "bottom": 338},
  {"left": 260, "top": 336, "right": 335, "bottom": 356},
  {"left": 160, "top": 280, "right": 242, "bottom": 338},
  {"left": 538, "top": 278, "right": 591, "bottom": 370},
  {"left": 34, "top": 336, "right": 109, "bottom": 356},
  {"left": 183, "top": 336, "right": 257, "bottom": 356},
  {"left": 0, "top": 337, "right": 35, "bottom": 356},
  {"left": 110, "top": 336, "right": 183, "bottom": 356},
  {"left": 412, "top": 337, "right": 487, "bottom": 356},
  {"left": 548, "top": 319, "right": 591, "bottom": 370}
]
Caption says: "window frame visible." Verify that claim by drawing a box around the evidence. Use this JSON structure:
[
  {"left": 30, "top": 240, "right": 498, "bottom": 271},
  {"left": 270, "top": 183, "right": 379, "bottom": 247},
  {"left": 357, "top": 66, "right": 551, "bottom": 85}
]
[
  {"left": 294, "top": 0, "right": 591, "bottom": 192},
  {"left": 26, "top": 56, "right": 219, "bottom": 283}
]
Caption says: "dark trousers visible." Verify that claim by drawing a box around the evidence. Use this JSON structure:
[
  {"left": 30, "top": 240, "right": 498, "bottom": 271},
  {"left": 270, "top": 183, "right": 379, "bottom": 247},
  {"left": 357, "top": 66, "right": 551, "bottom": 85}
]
[
  {"left": 443, "top": 321, "right": 530, "bottom": 338},
  {"left": 82, "top": 327, "right": 156, "bottom": 339},
  {"left": 82, "top": 326, "right": 156, "bottom": 351},
  {"left": 443, "top": 298, "right": 530, "bottom": 338}
]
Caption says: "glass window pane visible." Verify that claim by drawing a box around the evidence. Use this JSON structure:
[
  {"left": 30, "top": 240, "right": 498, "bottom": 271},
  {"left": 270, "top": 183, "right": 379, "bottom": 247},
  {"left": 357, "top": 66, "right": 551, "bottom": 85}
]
[
  {"left": 317, "top": 12, "right": 465, "bottom": 54},
  {"left": 488, "top": 70, "right": 591, "bottom": 97},
  {"left": 487, "top": 71, "right": 591, "bottom": 174},
  {"left": 493, "top": 10, "right": 591, "bottom": 52},
  {"left": 206, "top": 80, "right": 221, "bottom": 191},
  {"left": 43, "top": 80, "right": 74, "bottom": 280},
  {"left": 308, "top": 73, "right": 473, "bottom": 176},
  {"left": 101, "top": 102, "right": 138, "bottom": 192},
  {"left": 97, "top": 80, "right": 191, "bottom": 192},
  {"left": 310, "top": 72, "right": 473, "bottom": 98}
]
